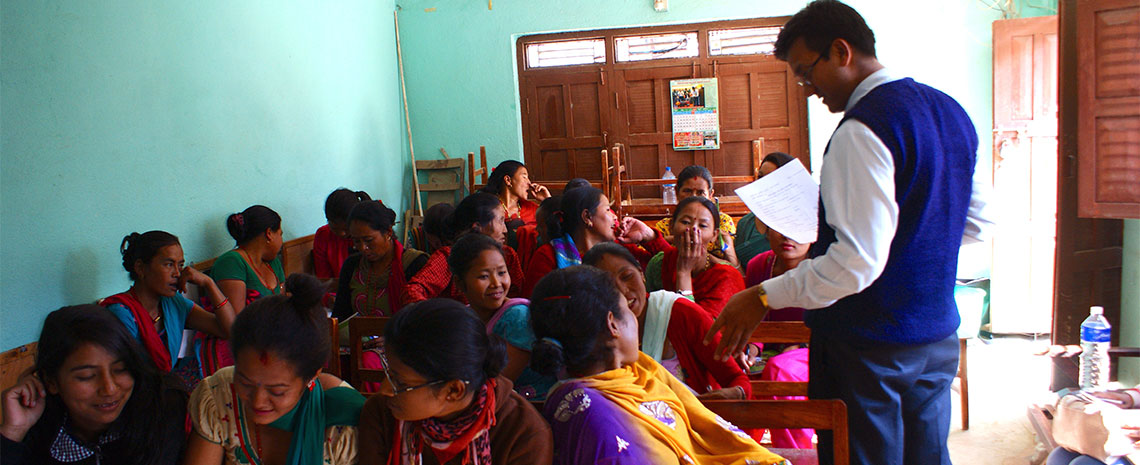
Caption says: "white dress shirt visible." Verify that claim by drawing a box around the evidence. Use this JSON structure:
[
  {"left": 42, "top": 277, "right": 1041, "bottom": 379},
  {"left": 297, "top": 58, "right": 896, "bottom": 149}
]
[{"left": 764, "top": 68, "right": 995, "bottom": 311}]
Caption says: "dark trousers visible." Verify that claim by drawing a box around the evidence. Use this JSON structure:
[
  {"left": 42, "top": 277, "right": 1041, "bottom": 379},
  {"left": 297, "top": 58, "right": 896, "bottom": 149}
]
[{"left": 810, "top": 332, "right": 959, "bottom": 465}]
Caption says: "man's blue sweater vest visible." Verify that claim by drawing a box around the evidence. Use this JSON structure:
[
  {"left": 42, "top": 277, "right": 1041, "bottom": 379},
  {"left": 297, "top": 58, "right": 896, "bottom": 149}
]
[{"left": 804, "top": 78, "right": 977, "bottom": 346}]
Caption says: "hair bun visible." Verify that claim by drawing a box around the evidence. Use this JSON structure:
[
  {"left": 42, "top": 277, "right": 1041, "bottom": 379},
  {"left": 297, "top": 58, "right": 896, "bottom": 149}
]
[
  {"left": 529, "top": 337, "right": 566, "bottom": 376},
  {"left": 482, "top": 334, "right": 508, "bottom": 379},
  {"left": 120, "top": 232, "right": 142, "bottom": 255},
  {"left": 284, "top": 273, "right": 323, "bottom": 311}
]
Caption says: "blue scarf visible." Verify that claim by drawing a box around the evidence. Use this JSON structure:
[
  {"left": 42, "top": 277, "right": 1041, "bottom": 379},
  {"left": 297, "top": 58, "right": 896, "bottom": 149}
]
[{"left": 550, "top": 234, "right": 582, "bottom": 270}]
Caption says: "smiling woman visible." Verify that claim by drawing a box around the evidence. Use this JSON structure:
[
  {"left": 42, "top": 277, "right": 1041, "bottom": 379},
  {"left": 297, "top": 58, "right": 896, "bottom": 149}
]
[
  {"left": 183, "top": 273, "right": 365, "bottom": 465},
  {"left": 0, "top": 305, "right": 188, "bottom": 465}
]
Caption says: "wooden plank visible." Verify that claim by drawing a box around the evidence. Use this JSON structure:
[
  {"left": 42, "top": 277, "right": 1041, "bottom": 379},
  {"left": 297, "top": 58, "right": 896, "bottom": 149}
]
[
  {"left": 1, "top": 342, "right": 37, "bottom": 393},
  {"left": 418, "top": 182, "right": 463, "bottom": 192},
  {"left": 281, "top": 234, "right": 315, "bottom": 276},
  {"left": 416, "top": 158, "right": 465, "bottom": 170}
]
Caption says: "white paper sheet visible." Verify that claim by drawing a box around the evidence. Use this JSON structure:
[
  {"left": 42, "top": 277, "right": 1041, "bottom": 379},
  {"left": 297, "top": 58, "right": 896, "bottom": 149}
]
[{"left": 733, "top": 159, "right": 819, "bottom": 244}]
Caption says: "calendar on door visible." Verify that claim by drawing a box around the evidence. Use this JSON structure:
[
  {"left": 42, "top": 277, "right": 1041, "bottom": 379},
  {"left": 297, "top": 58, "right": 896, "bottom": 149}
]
[{"left": 670, "top": 77, "right": 720, "bottom": 150}]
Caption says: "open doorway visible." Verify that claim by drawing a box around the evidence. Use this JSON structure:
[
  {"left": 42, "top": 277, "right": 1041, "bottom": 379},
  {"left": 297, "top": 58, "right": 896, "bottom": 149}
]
[{"left": 989, "top": 16, "right": 1059, "bottom": 335}]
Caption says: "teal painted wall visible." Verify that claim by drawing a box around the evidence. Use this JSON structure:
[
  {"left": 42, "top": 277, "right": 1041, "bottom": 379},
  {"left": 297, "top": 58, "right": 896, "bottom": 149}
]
[
  {"left": 1119, "top": 220, "right": 1139, "bottom": 386},
  {"left": 1, "top": 1, "right": 409, "bottom": 350},
  {"left": 394, "top": 0, "right": 1000, "bottom": 276}
]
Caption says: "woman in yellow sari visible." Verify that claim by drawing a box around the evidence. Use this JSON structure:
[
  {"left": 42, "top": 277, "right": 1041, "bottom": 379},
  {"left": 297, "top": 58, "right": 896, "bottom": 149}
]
[{"left": 528, "top": 266, "right": 787, "bottom": 465}]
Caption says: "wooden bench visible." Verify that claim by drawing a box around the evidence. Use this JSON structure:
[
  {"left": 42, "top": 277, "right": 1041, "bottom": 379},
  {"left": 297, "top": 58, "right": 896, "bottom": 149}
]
[
  {"left": 609, "top": 139, "right": 765, "bottom": 221},
  {"left": 749, "top": 321, "right": 811, "bottom": 397},
  {"left": 348, "top": 316, "right": 391, "bottom": 392},
  {"left": 704, "top": 399, "right": 850, "bottom": 465},
  {"left": 469, "top": 146, "right": 609, "bottom": 198}
]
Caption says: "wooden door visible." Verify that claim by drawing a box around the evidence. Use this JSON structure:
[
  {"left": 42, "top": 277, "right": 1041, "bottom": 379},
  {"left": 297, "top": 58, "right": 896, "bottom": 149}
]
[
  {"left": 614, "top": 63, "right": 698, "bottom": 201},
  {"left": 521, "top": 67, "right": 611, "bottom": 182},
  {"left": 990, "top": 16, "right": 1059, "bottom": 334},
  {"left": 1052, "top": 0, "right": 1126, "bottom": 389},
  {"left": 709, "top": 59, "right": 808, "bottom": 196}
]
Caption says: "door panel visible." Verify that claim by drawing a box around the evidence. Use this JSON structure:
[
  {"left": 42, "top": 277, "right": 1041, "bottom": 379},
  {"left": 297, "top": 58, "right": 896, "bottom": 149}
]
[
  {"left": 990, "top": 16, "right": 1059, "bottom": 334},
  {"left": 522, "top": 68, "right": 609, "bottom": 182}
]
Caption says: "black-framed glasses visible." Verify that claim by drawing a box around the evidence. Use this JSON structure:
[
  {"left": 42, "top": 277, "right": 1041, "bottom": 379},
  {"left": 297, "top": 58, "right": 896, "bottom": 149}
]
[
  {"left": 376, "top": 347, "right": 467, "bottom": 395},
  {"left": 796, "top": 54, "right": 825, "bottom": 87}
]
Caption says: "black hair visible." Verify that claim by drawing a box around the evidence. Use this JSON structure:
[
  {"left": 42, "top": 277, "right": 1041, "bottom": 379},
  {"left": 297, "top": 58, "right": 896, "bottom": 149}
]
[
  {"left": 677, "top": 165, "right": 714, "bottom": 192},
  {"left": 582, "top": 241, "right": 640, "bottom": 270},
  {"left": 36, "top": 305, "right": 187, "bottom": 465},
  {"left": 773, "top": 0, "right": 876, "bottom": 60},
  {"left": 385, "top": 298, "right": 507, "bottom": 389},
  {"left": 423, "top": 203, "right": 455, "bottom": 237},
  {"left": 347, "top": 200, "right": 397, "bottom": 233},
  {"left": 481, "top": 160, "right": 526, "bottom": 197},
  {"left": 762, "top": 151, "right": 796, "bottom": 168},
  {"left": 445, "top": 192, "right": 501, "bottom": 242},
  {"left": 564, "top": 178, "right": 592, "bottom": 192},
  {"left": 226, "top": 205, "right": 282, "bottom": 246},
  {"left": 230, "top": 273, "right": 328, "bottom": 380},
  {"left": 546, "top": 186, "right": 605, "bottom": 240},
  {"left": 671, "top": 195, "right": 721, "bottom": 231},
  {"left": 120, "top": 231, "right": 181, "bottom": 281},
  {"left": 448, "top": 233, "right": 505, "bottom": 279},
  {"left": 325, "top": 188, "right": 372, "bottom": 224},
  {"left": 529, "top": 266, "right": 626, "bottom": 377}
]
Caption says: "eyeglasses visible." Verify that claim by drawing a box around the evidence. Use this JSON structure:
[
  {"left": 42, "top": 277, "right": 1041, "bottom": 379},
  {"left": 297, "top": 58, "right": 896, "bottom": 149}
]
[
  {"left": 796, "top": 54, "right": 825, "bottom": 87},
  {"left": 376, "top": 347, "right": 467, "bottom": 395}
]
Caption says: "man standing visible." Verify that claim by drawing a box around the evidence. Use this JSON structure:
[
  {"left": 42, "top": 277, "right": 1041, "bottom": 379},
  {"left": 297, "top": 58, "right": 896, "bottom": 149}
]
[{"left": 705, "top": 1, "right": 993, "bottom": 464}]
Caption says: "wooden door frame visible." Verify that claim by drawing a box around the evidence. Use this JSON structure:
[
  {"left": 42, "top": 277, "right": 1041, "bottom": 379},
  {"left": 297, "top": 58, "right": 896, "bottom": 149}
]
[{"left": 516, "top": 17, "right": 808, "bottom": 184}]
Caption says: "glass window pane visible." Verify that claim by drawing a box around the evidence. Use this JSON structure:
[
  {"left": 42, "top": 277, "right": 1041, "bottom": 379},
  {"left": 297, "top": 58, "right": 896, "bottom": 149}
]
[
  {"left": 615, "top": 32, "right": 699, "bottom": 62},
  {"left": 709, "top": 26, "right": 781, "bottom": 56},
  {"left": 525, "top": 39, "right": 606, "bottom": 68}
]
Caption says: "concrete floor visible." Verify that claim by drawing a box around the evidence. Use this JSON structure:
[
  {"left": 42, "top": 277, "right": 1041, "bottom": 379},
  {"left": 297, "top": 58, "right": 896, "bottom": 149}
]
[{"left": 948, "top": 335, "right": 1055, "bottom": 465}]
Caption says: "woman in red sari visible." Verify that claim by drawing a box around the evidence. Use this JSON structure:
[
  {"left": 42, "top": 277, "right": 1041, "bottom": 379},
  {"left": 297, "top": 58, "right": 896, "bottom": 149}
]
[
  {"left": 400, "top": 193, "right": 524, "bottom": 307},
  {"left": 645, "top": 196, "right": 745, "bottom": 318}
]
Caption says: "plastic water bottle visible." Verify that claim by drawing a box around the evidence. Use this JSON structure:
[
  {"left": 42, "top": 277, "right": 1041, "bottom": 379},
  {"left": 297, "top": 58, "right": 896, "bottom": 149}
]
[
  {"left": 662, "top": 166, "right": 677, "bottom": 204},
  {"left": 1079, "top": 306, "right": 1112, "bottom": 391}
]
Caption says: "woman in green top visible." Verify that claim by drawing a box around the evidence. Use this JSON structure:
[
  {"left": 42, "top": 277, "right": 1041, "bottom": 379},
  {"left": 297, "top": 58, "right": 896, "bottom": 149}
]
[
  {"left": 212, "top": 205, "right": 286, "bottom": 310},
  {"left": 201, "top": 205, "right": 284, "bottom": 376}
]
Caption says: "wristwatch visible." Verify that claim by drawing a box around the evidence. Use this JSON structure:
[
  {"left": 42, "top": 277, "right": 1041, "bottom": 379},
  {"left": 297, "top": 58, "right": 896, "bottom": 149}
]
[{"left": 756, "top": 284, "right": 769, "bottom": 309}]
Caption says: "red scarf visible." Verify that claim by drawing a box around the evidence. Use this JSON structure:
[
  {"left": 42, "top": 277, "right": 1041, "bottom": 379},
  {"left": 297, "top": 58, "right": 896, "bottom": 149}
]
[
  {"left": 99, "top": 291, "right": 171, "bottom": 371},
  {"left": 388, "top": 378, "right": 498, "bottom": 465},
  {"left": 386, "top": 239, "right": 407, "bottom": 314},
  {"left": 662, "top": 248, "right": 745, "bottom": 318}
]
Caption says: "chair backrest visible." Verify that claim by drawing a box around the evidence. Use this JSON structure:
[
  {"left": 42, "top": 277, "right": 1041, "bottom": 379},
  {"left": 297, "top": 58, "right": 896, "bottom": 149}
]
[
  {"left": 281, "top": 234, "right": 315, "bottom": 276},
  {"left": 468, "top": 147, "right": 490, "bottom": 194},
  {"left": 703, "top": 399, "right": 849, "bottom": 465},
  {"left": 749, "top": 321, "right": 811, "bottom": 397},
  {"left": 348, "top": 316, "right": 390, "bottom": 390}
]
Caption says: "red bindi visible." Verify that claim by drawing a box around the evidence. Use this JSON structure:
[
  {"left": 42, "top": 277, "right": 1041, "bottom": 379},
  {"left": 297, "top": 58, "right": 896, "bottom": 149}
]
[{"left": 259, "top": 351, "right": 269, "bottom": 365}]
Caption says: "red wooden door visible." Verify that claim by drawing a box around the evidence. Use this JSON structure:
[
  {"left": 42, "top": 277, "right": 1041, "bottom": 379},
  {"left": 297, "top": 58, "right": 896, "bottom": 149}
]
[
  {"left": 990, "top": 16, "right": 1059, "bottom": 334},
  {"left": 521, "top": 67, "right": 611, "bottom": 182}
]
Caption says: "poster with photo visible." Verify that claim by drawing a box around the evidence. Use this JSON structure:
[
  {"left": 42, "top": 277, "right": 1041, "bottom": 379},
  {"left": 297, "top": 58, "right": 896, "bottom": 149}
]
[{"left": 670, "top": 77, "right": 720, "bottom": 150}]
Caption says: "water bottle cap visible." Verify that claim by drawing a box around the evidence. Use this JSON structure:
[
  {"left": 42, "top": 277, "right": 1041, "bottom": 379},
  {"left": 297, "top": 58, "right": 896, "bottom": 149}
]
[
  {"left": 666, "top": 166, "right": 671, "bottom": 171},
  {"left": 1090, "top": 306, "right": 1104, "bottom": 315}
]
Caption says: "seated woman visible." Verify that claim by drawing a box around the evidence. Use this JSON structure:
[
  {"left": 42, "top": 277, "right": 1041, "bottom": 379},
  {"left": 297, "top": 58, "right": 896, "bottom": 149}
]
[
  {"left": 332, "top": 201, "right": 428, "bottom": 320},
  {"left": 200, "top": 205, "right": 285, "bottom": 376},
  {"left": 512, "top": 196, "right": 560, "bottom": 271},
  {"left": 450, "top": 233, "right": 556, "bottom": 400},
  {"left": 184, "top": 274, "right": 365, "bottom": 465},
  {"left": 357, "top": 298, "right": 552, "bottom": 464},
  {"left": 582, "top": 243, "right": 750, "bottom": 400},
  {"left": 744, "top": 226, "right": 814, "bottom": 449},
  {"left": 522, "top": 186, "right": 666, "bottom": 297},
  {"left": 315, "top": 188, "right": 372, "bottom": 284},
  {"left": 100, "top": 231, "right": 236, "bottom": 386},
  {"left": 481, "top": 160, "right": 550, "bottom": 228},
  {"left": 646, "top": 196, "right": 746, "bottom": 317},
  {"left": 529, "top": 267, "right": 786, "bottom": 465},
  {"left": 652, "top": 165, "right": 739, "bottom": 267},
  {"left": 0, "top": 305, "right": 188, "bottom": 465},
  {"left": 401, "top": 193, "right": 524, "bottom": 306},
  {"left": 734, "top": 153, "right": 796, "bottom": 269}
]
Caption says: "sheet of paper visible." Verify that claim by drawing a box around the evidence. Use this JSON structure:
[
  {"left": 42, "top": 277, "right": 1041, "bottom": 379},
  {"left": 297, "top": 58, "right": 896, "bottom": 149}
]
[{"left": 733, "top": 159, "right": 819, "bottom": 244}]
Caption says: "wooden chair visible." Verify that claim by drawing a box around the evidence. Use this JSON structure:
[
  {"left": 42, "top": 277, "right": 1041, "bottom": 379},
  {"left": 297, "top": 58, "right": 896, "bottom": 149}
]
[
  {"left": 749, "top": 321, "right": 811, "bottom": 397},
  {"left": 609, "top": 139, "right": 765, "bottom": 220},
  {"left": 348, "top": 316, "right": 390, "bottom": 391},
  {"left": 467, "top": 146, "right": 490, "bottom": 194},
  {"left": 704, "top": 399, "right": 850, "bottom": 465},
  {"left": 281, "top": 234, "right": 315, "bottom": 276}
]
